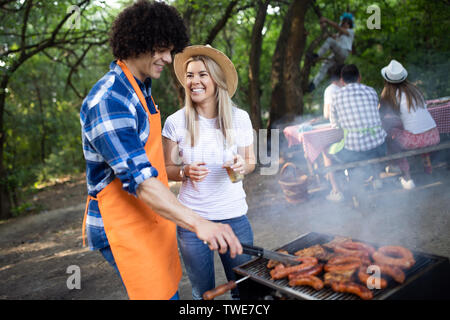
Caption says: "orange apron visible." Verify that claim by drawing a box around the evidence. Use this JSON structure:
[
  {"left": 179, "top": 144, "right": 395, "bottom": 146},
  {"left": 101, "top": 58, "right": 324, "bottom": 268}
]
[{"left": 82, "top": 60, "right": 181, "bottom": 299}]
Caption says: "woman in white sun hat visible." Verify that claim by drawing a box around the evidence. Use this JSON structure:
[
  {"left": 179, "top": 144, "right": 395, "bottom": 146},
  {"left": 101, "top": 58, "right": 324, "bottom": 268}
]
[
  {"left": 379, "top": 59, "right": 440, "bottom": 190},
  {"left": 161, "top": 45, "right": 256, "bottom": 299}
]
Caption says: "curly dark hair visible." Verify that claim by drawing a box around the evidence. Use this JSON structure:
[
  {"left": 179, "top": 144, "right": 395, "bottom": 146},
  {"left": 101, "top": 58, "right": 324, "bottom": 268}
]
[{"left": 109, "top": 0, "right": 189, "bottom": 60}]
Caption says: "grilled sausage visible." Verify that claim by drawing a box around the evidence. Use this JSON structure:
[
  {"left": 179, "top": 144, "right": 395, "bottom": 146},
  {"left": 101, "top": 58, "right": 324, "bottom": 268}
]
[
  {"left": 334, "top": 241, "right": 376, "bottom": 258},
  {"left": 202, "top": 281, "right": 237, "bottom": 300},
  {"left": 358, "top": 266, "right": 388, "bottom": 289},
  {"left": 372, "top": 246, "right": 415, "bottom": 269},
  {"left": 377, "top": 264, "right": 405, "bottom": 283},
  {"left": 331, "top": 281, "right": 374, "bottom": 300},
  {"left": 288, "top": 264, "right": 323, "bottom": 280},
  {"left": 267, "top": 250, "right": 289, "bottom": 268},
  {"left": 289, "top": 276, "right": 324, "bottom": 291},
  {"left": 325, "top": 255, "right": 362, "bottom": 273},
  {"left": 270, "top": 257, "right": 318, "bottom": 280}
]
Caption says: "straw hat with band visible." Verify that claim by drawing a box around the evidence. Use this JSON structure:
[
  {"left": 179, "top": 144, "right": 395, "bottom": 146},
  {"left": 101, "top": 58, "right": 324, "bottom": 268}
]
[
  {"left": 173, "top": 45, "right": 238, "bottom": 98},
  {"left": 381, "top": 59, "right": 408, "bottom": 84}
]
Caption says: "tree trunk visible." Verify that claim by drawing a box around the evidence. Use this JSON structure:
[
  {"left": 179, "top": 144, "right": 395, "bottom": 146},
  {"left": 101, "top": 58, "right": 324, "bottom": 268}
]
[
  {"left": 300, "top": 0, "right": 328, "bottom": 92},
  {"left": 268, "top": 0, "right": 311, "bottom": 129},
  {"left": 168, "top": 63, "right": 185, "bottom": 108},
  {"left": 0, "top": 0, "right": 99, "bottom": 220},
  {"left": 248, "top": 0, "right": 269, "bottom": 132},
  {"left": 34, "top": 83, "right": 47, "bottom": 164},
  {"left": 0, "top": 75, "right": 12, "bottom": 220}
]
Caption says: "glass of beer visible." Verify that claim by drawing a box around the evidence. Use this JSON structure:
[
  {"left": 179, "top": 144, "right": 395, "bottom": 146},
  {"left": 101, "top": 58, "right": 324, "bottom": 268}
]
[{"left": 223, "top": 149, "right": 244, "bottom": 183}]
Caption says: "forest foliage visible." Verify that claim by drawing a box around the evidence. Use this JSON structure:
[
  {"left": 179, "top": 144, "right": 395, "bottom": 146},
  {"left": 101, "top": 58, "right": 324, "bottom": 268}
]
[{"left": 0, "top": 0, "right": 449, "bottom": 218}]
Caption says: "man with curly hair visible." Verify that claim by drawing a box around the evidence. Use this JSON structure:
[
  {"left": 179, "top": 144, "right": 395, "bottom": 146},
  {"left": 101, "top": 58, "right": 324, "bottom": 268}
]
[{"left": 80, "top": 0, "right": 242, "bottom": 300}]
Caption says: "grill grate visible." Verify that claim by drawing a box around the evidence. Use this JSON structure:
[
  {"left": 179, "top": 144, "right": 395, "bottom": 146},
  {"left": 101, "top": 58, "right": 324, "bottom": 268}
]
[{"left": 234, "top": 232, "right": 441, "bottom": 300}]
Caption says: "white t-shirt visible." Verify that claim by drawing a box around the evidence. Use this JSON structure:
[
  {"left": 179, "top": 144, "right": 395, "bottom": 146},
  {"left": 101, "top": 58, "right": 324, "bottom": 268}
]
[
  {"left": 336, "top": 28, "right": 354, "bottom": 52},
  {"left": 323, "top": 83, "right": 341, "bottom": 119},
  {"left": 398, "top": 92, "right": 436, "bottom": 134},
  {"left": 162, "top": 107, "right": 254, "bottom": 220}
]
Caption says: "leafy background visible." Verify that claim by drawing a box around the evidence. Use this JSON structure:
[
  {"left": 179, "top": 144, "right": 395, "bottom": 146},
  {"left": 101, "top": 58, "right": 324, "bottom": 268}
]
[{"left": 1, "top": 0, "right": 449, "bottom": 217}]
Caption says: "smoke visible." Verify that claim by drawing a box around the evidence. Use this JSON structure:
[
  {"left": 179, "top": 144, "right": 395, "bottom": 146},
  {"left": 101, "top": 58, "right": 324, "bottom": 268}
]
[{"left": 245, "top": 113, "right": 450, "bottom": 256}]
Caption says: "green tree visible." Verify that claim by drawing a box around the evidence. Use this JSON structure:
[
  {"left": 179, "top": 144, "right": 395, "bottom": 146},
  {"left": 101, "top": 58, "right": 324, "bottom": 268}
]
[
  {"left": 1, "top": 0, "right": 449, "bottom": 220},
  {"left": 0, "top": 0, "right": 113, "bottom": 219}
]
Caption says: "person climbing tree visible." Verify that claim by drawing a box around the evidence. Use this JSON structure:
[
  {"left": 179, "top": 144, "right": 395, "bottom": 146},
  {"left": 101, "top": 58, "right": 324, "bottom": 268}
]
[{"left": 308, "top": 12, "right": 355, "bottom": 92}]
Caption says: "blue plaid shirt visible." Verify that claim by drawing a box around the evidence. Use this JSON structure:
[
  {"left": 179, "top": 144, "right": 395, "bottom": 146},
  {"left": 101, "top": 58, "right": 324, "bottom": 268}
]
[{"left": 80, "top": 61, "right": 159, "bottom": 250}]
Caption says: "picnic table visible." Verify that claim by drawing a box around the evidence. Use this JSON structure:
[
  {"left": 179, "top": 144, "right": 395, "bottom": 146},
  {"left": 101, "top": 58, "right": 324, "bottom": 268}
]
[
  {"left": 427, "top": 97, "right": 450, "bottom": 134},
  {"left": 283, "top": 97, "right": 450, "bottom": 168},
  {"left": 284, "top": 123, "right": 341, "bottom": 164}
]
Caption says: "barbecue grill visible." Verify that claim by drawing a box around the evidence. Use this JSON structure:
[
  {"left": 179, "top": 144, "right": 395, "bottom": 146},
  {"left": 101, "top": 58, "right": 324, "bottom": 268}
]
[{"left": 233, "top": 232, "right": 450, "bottom": 300}]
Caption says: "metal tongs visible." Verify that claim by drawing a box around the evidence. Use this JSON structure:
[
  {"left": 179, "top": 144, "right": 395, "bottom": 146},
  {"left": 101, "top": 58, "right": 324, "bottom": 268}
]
[{"left": 202, "top": 243, "right": 298, "bottom": 300}]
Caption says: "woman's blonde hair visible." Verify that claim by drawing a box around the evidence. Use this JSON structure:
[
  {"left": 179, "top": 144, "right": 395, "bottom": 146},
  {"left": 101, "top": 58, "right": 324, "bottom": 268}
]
[
  {"left": 184, "top": 55, "right": 234, "bottom": 147},
  {"left": 380, "top": 80, "right": 426, "bottom": 114}
]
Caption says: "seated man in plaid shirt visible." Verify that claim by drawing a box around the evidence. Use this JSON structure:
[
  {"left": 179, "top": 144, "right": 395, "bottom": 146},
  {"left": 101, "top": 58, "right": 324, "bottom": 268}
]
[{"left": 323, "top": 64, "right": 387, "bottom": 201}]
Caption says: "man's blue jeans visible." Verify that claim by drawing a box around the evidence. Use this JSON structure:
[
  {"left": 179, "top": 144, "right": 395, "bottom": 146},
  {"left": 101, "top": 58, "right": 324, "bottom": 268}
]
[
  {"left": 177, "top": 214, "right": 254, "bottom": 300},
  {"left": 330, "top": 142, "right": 387, "bottom": 164}
]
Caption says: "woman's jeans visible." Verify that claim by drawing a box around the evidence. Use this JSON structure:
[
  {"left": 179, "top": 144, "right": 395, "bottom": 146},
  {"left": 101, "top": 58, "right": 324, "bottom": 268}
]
[{"left": 177, "top": 215, "right": 254, "bottom": 300}]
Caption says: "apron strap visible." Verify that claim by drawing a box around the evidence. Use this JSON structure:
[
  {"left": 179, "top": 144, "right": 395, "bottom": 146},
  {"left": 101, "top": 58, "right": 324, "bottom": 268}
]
[
  {"left": 83, "top": 60, "right": 181, "bottom": 299},
  {"left": 117, "top": 60, "right": 152, "bottom": 116},
  {"left": 82, "top": 60, "right": 153, "bottom": 248},
  {"left": 328, "top": 126, "right": 382, "bottom": 155}
]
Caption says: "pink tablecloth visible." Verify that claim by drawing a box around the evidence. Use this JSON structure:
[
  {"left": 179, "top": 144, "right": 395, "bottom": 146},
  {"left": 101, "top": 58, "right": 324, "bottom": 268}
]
[
  {"left": 283, "top": 124, "right": 343, "bottom": 163},
  {"left": 283, "top": 98, "right": 450, "bottom": 164},
  {"left": 428, "top": 101, "right": 450, "bottom": 133}
]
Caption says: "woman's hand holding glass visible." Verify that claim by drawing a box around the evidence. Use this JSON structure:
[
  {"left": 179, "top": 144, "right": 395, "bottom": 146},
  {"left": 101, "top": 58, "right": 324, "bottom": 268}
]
[
  {"left": 229, "top": 153, "right": 245, "bottom": 175},
  {"left": 185, "top": 162, "right": 209, "bottom": 182},
  {"left": 223, "top": 152, "right": 245, "bottom": 183}
]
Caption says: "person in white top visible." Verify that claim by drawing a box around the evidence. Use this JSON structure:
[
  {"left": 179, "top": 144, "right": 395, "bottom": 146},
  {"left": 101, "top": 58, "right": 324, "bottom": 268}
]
[
  {"left": 308, "top": 13, "right": 355, "bottom": 92},
  {"left": 379, "top": 59, "right": 440, "bottom": 189},
  {"left": 323, "top": 64, "right": 344, "bottom": 119},
  {"left": 162, "top": 45, "right": 256, "bottom": 300}
]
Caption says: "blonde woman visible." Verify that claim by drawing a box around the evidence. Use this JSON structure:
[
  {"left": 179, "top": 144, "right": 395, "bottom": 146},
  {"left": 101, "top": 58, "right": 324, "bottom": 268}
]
[
  {"left": 380, "top": 60, "right": 439, "bottom": 189},
  {"left": 162, "top": 45, "right": 256, "bottom": 299}
]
